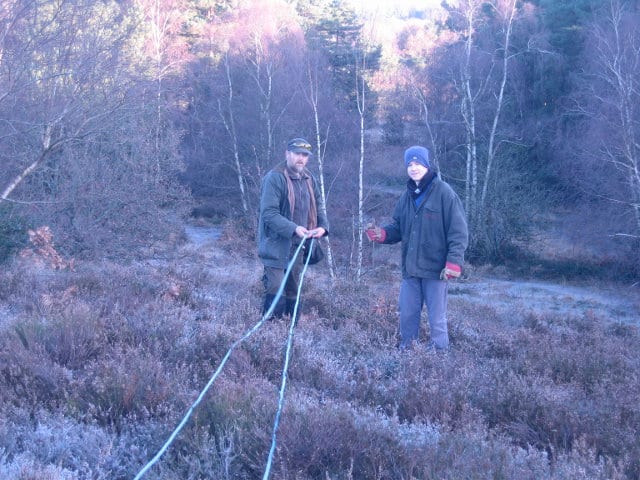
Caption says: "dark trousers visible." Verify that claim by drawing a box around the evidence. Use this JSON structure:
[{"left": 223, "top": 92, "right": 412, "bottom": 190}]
[{"left": 262, "top": 252, "right": 303, "bottom": 318}]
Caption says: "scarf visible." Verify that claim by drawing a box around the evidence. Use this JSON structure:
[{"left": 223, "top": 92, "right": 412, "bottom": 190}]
[
  {"left": 283, "top": 168, "right": 318, "bottom": 230},
  {"left": 408, "top": 170, "right": 436, "bottom": 208}
]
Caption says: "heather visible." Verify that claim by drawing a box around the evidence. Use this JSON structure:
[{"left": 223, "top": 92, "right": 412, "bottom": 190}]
[{"left": 1, "top": 226, "right": 638, "bottom": 480}]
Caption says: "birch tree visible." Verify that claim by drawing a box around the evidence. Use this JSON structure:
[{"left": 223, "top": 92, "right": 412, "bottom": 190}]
[
  {"left": 137, "top": 0, "right": 191, "bottom": 184},
  {"left": 574, "top": 0, "right": 640, "bottom": 240},
  {"left": 354, "top": 48, "right": 367, "bottom": 280},
  {"left": 0, "top": 0, "right": 190, "bottom": 254},
  {"left": 451, "top": 0, "right": 519, "bottom": 229},
  {"left": 218, "top": 53, "right": 249, "bottom": 213},
  {"left": 479, "top": 0, "right": 518, "bottom": 212},
  {"left": 353, "top": 40, "right": 381, "bottom": 280},
  {"left": 303, "top": 53, "right": 337, "bottom": 278},
  {"left": 239, "top": 0, "right": 304, "bottom": 169},
  {"left": 0, "top": 0, "right": 136, "bottom": 202},
  {"left": 457, "top": 0, "right": 481, "bottom": 225},
  {"left": 186, "top": 0, "right": 306, "bottom": 211},
  {"left": 441, "top": 0, "right": 530, "bottom": 257}
]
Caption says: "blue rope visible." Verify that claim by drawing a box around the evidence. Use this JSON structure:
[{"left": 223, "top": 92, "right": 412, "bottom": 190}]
[
  {"left": 133, "top": 240, "right": 308, "bottom": 480},
  {"left": 262, "top": 238, "right": 314, "bottom": 480}
]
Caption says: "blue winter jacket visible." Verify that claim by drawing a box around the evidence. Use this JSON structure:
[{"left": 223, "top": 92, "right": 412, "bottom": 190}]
[{"left": 383, "top": 177, "right": 468, "bottom": 280}]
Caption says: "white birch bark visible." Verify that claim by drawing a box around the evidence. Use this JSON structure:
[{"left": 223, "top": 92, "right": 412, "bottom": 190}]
[
  {"left": 355, "top": 55, "right": 366, "bottom": 281},
  {"left": 480, "top": 0, "right": 517, "bottom": 211},
  {"left": 304, "top": 59, "right": 336, "bottom": 279},
  {"left": 218, "top": 53, "right": 249, "bottom": 213}
]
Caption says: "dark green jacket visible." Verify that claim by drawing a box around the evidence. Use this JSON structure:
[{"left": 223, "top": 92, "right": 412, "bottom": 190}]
[
  {"left": 383, "top": 177, "right": 468, "bottom": 279},
  {"left": 258, "top": 164, "right": 329, "bottom": 268}
]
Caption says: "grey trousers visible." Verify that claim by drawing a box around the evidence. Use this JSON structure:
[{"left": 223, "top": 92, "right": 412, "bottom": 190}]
[{"left": 399, "top": 277, "right": 449, "bottom": 350}]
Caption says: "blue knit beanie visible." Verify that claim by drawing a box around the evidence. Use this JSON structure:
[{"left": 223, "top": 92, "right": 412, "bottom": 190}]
[{"left": 404, "top": 146, "right": 430, "bottom": 169}]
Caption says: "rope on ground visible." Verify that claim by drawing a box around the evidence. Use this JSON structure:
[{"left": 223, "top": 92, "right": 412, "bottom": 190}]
[
  {"left": 262, "top": 237, "right": 314, "bottom": 480},
  {"left": 133, "top": 240, "right": 308, "bottom": 480}
]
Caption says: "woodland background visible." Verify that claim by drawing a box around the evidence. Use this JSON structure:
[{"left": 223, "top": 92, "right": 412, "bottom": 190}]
[
  {"left": 1, "top": 0, "right": 639, "bottom": 272},
  {"left": 1, "top": 0, "right": 640, "bottom": 479}
]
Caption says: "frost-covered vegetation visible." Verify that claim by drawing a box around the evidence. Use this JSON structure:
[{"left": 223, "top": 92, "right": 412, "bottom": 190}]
[{"left": 1, "top": 225, "right": 638, "bottom": 480}]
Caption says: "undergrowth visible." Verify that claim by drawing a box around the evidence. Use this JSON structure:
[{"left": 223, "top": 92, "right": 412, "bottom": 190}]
[{"left": 0, "top": 229, "right": 638, "bottom": 479}]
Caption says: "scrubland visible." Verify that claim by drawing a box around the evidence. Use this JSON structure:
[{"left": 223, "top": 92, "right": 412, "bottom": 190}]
[{"left": 1, "top": 223, "right": 639, "bottom": 480}]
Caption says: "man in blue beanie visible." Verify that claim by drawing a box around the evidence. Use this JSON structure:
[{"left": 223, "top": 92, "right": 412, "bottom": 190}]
[{"left": 366, "top": 146, "right": 468, "bottom": 351}]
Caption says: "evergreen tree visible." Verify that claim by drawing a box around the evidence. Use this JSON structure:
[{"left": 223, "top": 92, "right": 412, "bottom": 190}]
[
  {"left": 300, "top": 0, "right": 380, "bottom": 112},
  {"left": 531, "top": 0, "right": 602, "bottom": 112}
]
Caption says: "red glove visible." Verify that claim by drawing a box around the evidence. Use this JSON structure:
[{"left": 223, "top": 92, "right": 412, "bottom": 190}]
[
  {"left": 440, "top": 262, "right": 461, "bottom": 280},
  {"left": 365, "top": 226, "right": 386, "bottom": 243}
]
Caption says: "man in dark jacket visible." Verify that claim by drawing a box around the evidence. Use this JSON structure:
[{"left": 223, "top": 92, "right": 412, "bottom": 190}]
[
  {"left": 258, "top": 137, "right": 329, "bottom": 319},
  {"left": 366, "top": 146, "right": 468, "bottom": 351}
]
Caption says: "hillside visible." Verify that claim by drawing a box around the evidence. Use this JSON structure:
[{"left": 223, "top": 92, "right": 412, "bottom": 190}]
[{"left": 1, "top": 220, "right": 639, "bottom": 479}]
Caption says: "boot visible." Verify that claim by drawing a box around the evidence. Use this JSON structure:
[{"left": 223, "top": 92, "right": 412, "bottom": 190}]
[
  {"left": 263, "top": 294, "right": 285, "bottom": 320},
  {"left": 285, "top": 298, "right": 302, "bottom": 319}
]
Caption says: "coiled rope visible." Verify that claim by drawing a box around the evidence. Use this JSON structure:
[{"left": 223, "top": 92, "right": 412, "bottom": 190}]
[{"left": 133, "top": 237, "right": 315, "bottom": 480}]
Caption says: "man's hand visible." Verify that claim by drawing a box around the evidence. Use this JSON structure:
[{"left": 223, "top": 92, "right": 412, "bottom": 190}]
[
  {"left": 296, "top": 226, "right": 325, "bottom": 238},
  {"left": 308, "top": 227, "right": 326, "bottom": 238},
  {"left": 294, "top": 226, "right": 309, "bottom": 238},
  {"left": 440, "top": 262, "right": 461, "bottom": 280},
  {"left": 365, "top": 225, "right": 386, "bottom": 243}
]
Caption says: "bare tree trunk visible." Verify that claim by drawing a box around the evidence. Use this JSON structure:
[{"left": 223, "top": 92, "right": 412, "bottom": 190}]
[
  {"left": 247, "top": 34, "right": 296, "bottom": 170},
  {"left": 355, "top": 55, "right": 366, "bottom": 281},
  {"left": 155, "top": 77, "right": 163, "bottom": 183},
  {"left": 304, "top": 59, "right": 336, "bottom": 279},
  {"left": 2, "top": 152, "right": 48, "bottom": 201},
  {"left": 458, "top": 0, "right": 480, "bottom": 228},
  {"left": 0, "top": 3, "right": 20, "bottom": 82},
  {"left": 150, "top": 0, "right": 165, "bottom": 184},
  {"left": 249, "top": 35, "right": 274, "bottom": 168},
  {"left": 457, "top": 0, "right": 519, "bottom": 235},
  {"left": 265, "top": 65, "right": 273, "bottom": 164},
  {"left": 144, "top": 0, "right": 188, "bottom": 184},
  {"left": 413, "top": 88, "right": 440, "bottom": 175},
  {"left": 2, "top": 122, "right": 63, "bottom": 201},
  {"left": 219, "top": 54, "right": 249, "bottom": 213},
  {"left": 595, "top": 0, "right": 640, "bottom": 235},
  {"left": 480, "top": 0, "right": 517, "bottom": 211}
]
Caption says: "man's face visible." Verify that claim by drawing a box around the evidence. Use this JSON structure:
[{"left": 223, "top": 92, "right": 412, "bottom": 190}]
[
  {"left": 286, "top": 150, "right": 310, "bottom": 174},
  {"left": 407, "top": 161, "right": 428, "bottom": 183}
]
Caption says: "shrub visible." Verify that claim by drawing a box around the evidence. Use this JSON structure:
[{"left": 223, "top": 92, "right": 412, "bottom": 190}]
[
  {"left": 0, "top": 204, "right": 28, "bottom": 264},
  {"left": 72, "top": 348, "right": 179, "bottom": 429},
  {"left": 0, "top": 334, "right": 72, "bottom": 408}
]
